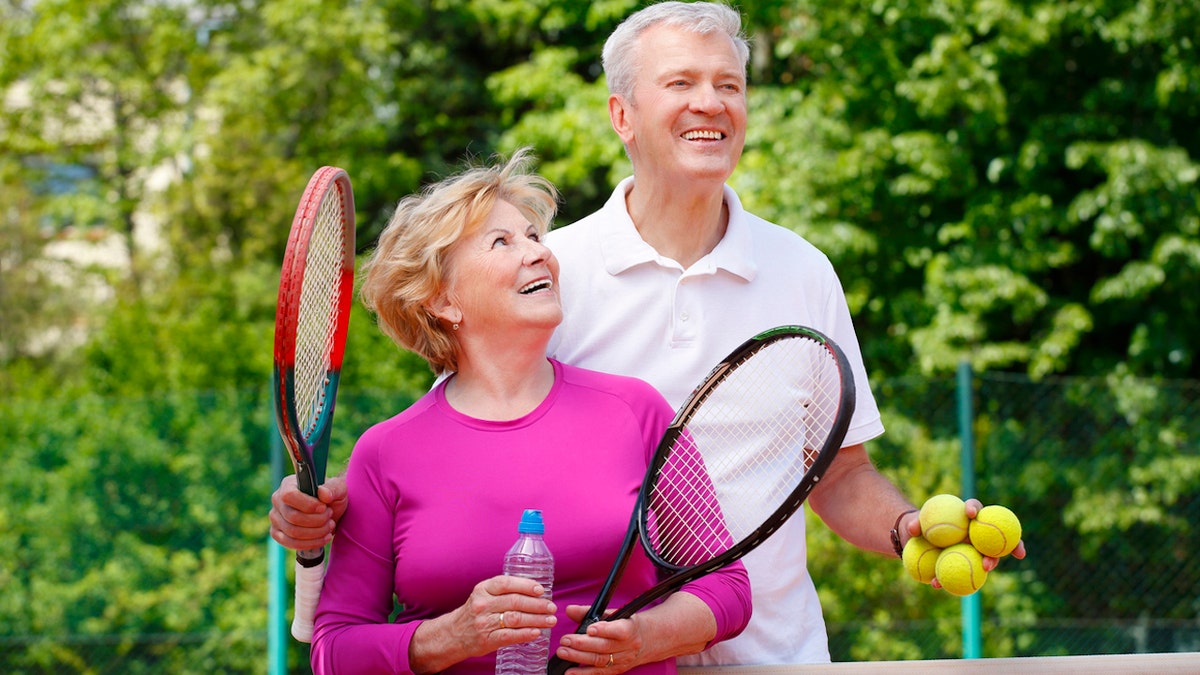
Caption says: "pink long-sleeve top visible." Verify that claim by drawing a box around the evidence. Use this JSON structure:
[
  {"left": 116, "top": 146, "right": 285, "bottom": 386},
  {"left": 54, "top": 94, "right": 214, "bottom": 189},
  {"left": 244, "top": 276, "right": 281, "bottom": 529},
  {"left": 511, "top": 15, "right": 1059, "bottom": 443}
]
[{"left": 311, "top": 359, "right": 751, "bottom": 674}]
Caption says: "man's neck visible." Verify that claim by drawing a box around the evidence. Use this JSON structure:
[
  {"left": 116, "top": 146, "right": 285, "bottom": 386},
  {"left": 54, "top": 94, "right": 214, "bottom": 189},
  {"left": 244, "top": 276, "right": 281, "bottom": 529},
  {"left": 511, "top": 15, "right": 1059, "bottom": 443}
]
[{"left": 625, "top": 180, "right": 729, "bottom": 269}]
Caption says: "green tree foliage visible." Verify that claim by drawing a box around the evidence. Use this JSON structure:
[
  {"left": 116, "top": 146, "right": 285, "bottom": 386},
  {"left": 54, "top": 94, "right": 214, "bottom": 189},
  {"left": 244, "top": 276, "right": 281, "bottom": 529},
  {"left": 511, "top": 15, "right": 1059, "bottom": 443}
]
[
  {"left": 3, "top": 0, "right": 1199, "bottom": 670},
  {"left": 1, "top": 385, "right": 273, "bottom": 672},
  {"left": 741, "top": 0, "right": 1200, "bottom": 381},
  {"left": 0, "top": 156, "right": 80, "bottom": 371},
  {"left": 0, "top": 0, "right": 201, "bottom": 288}
]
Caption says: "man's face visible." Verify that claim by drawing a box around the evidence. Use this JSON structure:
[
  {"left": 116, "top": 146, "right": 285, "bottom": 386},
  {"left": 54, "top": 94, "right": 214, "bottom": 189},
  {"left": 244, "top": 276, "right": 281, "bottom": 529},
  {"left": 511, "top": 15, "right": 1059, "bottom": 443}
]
[{"left": 612, "top": 24, "right": 747, "bottom": 187}]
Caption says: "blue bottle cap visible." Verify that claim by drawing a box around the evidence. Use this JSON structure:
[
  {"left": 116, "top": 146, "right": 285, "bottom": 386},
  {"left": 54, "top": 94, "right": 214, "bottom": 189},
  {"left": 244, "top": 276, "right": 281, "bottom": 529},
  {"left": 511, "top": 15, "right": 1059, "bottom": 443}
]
[{"left": 518, "top": 509, "right": 545, "bottom": 534}]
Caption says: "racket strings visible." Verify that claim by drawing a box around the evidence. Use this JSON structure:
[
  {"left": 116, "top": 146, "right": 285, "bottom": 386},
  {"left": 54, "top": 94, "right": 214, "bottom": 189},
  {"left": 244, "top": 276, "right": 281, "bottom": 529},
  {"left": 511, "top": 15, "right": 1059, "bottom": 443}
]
[
  {"left": 645, "top": 336, "right": 843, "bottom": 568},
  {"left": 294, "top": 184, "right": 350, "bottom": 441}
]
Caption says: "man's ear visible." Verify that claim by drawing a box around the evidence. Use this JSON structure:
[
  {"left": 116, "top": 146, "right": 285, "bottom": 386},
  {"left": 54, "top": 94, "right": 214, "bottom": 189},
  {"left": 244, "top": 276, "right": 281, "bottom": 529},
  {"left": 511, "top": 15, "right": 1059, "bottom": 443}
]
[{"left": 609, "top": 93, "right": 635, "bottom": 145}]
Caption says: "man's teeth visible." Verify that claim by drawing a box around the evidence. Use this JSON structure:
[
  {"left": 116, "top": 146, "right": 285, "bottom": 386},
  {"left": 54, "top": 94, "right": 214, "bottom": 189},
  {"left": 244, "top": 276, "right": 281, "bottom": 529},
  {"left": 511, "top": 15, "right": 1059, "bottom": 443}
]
[
  {"left": 683, "top": 130, "right": 724, "bottom": 140},
  {"left": 519, "top": 280, "right": 552, "bottom": 294}
]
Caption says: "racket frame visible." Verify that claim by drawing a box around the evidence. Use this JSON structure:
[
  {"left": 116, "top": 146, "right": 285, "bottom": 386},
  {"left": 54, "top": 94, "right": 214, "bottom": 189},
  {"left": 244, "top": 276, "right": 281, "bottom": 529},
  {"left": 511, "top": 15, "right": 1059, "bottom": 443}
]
[
  {"left": 551, "top": 325, "right": 855, "bottom": 672},
  {"left": 270, "top": 166, "right": 355, "bottom": 641},
  {"left": 272, "top": 166, "right": 355, "bottom": 501}
]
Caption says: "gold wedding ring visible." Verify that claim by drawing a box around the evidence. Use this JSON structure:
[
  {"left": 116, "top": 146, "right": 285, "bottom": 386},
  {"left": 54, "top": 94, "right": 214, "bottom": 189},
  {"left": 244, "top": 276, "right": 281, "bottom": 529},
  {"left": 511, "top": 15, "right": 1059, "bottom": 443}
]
[
  {"left": 499, "top": 612, "right": 508, "bottom": 629},
  {"left": 607, "top": 654, "right": 615, "bottom": 668}
]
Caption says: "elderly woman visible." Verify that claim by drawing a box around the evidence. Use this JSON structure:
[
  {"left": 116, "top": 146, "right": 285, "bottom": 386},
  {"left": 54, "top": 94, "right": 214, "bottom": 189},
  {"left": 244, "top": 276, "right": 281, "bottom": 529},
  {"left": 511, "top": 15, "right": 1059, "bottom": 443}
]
[{"left": 309, "top": 149, "right": 751, "bottom": 675}]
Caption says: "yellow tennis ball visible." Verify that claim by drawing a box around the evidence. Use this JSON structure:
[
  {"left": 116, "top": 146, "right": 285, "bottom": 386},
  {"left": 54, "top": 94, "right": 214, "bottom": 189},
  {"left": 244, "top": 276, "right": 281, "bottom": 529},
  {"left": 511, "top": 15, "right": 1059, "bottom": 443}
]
[
  {"left": 902, "top": 535, "right": 941, "bottom": 584},
  {"left": 919, "top": 494, "right": 969, "bottom": 548},
  {"left": 970, "top": 504, "right": 1022, "bottom": 558},
  {"left": 936, "top": 543, "right": 988, "bottom": 596}
]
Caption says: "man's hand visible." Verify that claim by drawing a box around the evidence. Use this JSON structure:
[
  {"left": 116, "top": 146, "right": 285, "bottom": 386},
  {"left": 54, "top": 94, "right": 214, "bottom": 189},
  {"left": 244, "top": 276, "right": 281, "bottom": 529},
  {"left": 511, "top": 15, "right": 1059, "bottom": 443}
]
[
  {"left": 268, "top": 474, "right": 348, "bottom": 550},
  {"left": 907, "top": 498, "right": 1028, "bottom": 586}
]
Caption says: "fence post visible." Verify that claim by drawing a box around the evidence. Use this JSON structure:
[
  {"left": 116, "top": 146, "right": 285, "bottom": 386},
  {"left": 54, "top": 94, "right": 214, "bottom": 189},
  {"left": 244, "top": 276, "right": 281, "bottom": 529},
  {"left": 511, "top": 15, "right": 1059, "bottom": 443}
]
[
  {"left": 957, "top": 360, "right": 982, "bottom": 658},
  {"left": 268, "top": 429, "right": 288, "bottom": 674}
]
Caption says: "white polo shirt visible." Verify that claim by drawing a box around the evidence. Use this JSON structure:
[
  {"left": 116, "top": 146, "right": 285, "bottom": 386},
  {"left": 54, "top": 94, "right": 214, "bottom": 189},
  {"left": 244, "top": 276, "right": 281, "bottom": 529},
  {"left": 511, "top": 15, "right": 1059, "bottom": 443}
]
[{"left": 546, "top": 177, "right": 885, "bottom": 665}]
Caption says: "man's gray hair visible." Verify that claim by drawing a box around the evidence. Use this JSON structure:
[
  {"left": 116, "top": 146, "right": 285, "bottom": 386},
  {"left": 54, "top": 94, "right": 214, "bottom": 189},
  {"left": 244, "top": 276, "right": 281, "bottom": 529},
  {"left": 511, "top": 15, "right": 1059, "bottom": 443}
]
[{"left": 601, "top": 1, "right": 751, "bottom": 100}]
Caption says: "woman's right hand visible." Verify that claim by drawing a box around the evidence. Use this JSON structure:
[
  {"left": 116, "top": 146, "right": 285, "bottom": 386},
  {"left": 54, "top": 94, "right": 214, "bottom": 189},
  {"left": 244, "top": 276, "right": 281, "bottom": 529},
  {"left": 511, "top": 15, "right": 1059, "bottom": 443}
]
[{"left": 408, "top": 575, "right": 557, "bottom": 674}]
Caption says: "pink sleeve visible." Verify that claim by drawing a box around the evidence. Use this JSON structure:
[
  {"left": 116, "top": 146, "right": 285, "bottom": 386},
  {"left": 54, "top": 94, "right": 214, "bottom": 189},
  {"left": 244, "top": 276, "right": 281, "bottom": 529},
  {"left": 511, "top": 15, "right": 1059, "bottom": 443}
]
[
  {"left": 681, "top": 559, "right": 752, "bottom": 648},
  {"left": 310, "top": 433, "right": 420, "bottom": 674}
]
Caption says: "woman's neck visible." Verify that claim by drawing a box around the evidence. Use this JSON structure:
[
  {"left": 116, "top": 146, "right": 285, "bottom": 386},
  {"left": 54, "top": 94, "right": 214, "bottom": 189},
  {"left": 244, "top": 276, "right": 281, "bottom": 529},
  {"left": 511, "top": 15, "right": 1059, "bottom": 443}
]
[{"left": 445, "top": 347, "right": 555, "bottom": 421}]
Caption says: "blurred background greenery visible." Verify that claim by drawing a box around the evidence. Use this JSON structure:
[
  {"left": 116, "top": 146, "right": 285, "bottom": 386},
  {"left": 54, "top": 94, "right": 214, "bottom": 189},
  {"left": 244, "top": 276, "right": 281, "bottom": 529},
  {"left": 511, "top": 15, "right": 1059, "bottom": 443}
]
[{"left": 2, "top": 0, "right": 1197, "bottom": 672}]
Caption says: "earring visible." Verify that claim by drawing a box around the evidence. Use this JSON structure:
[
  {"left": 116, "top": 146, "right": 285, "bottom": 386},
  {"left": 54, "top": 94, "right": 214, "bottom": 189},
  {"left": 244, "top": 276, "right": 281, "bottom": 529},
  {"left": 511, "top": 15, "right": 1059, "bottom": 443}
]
[{"left": 452, "top": 323, "right": 459, "bottom": 331}]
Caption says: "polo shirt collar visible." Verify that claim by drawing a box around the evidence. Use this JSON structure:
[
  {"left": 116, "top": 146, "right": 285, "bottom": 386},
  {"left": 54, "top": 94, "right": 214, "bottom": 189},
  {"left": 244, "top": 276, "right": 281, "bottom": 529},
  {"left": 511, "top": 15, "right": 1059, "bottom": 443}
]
[{"left": 598, "top": 177, "right": 758, "bottom": 282}]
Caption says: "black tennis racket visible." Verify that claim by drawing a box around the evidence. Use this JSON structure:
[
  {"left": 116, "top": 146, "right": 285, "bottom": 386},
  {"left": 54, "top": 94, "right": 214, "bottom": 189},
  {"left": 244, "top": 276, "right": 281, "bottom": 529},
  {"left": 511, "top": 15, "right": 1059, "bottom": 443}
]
[
  {"left": 547, "top": 325, "right": 855, "bottom": 674},
  {"left": 272, "top": 166, "right": 355, "bottom": 642}
]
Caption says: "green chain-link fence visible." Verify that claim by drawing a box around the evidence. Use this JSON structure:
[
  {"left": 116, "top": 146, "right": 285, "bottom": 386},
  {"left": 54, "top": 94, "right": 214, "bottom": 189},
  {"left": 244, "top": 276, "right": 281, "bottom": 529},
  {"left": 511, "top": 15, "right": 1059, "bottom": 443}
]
[{"left": 826, "top": 369, "right": 1200, "bottom": 661}]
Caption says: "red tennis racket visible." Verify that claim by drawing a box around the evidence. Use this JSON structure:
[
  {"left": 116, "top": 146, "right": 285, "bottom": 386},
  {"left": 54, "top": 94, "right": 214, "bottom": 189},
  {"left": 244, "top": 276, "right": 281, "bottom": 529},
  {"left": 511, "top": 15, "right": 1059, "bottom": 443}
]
[{"left": 272, "top": 166, "right": 355, "bottom": 642}]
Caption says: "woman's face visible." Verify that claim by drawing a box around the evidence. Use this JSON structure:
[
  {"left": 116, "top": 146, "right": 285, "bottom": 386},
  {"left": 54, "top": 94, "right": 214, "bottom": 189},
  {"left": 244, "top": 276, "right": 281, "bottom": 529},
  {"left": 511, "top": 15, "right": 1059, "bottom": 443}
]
[{"left": 439, "top": 199, "right": 562, "bottom": 338}]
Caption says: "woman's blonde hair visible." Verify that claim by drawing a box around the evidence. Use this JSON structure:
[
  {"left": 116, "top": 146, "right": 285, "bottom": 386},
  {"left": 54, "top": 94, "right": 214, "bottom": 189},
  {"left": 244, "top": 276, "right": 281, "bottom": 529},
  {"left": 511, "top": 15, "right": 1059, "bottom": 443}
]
[{"left": 359, "top": 148, "right": 558, "bottom": 373}]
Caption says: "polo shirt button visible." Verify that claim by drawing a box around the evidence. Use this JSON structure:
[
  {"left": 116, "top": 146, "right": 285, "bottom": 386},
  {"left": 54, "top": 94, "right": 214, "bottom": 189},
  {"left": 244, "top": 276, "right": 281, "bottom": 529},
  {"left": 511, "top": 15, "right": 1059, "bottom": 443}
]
[{"left": 680, "top": 312, "right": 690, "bottom": 321}]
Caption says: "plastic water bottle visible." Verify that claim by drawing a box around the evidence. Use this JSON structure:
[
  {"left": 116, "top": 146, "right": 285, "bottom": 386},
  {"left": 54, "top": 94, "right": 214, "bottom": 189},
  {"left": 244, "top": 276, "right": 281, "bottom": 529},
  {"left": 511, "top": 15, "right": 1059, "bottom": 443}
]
[{"left": 495, "top": 509, "right": 555, "bottom": 675}]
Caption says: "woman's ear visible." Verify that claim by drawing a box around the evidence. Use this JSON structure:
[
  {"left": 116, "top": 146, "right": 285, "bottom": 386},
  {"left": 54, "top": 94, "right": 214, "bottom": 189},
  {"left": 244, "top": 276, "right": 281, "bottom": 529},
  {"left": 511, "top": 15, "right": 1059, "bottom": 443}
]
[{"left": 426, "top": 292, "right": 462, "bottom": 327}]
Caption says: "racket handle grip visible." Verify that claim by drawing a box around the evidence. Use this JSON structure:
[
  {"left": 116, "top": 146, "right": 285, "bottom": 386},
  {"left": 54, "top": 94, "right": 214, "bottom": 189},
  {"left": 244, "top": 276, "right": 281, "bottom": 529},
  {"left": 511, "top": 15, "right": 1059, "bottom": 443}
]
[
  {"left": 545, "top": 617, "right": 596, "bottom": 675},
  {"left": 546, "top": 655, "right": 574, "bottom": 675},
  {"left": 291, "top": 554, "right": 326, "bottom": 642},
  {"left": 545, "top": 609, "right": 603, "bottom": 674}
]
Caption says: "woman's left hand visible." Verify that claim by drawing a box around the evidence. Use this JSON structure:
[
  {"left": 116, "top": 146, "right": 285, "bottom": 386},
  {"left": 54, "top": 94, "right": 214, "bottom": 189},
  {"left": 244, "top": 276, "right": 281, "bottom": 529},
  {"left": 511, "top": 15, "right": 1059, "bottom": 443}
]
[{"left": 552, "top": 605, "right": 644, "bottom": 674}]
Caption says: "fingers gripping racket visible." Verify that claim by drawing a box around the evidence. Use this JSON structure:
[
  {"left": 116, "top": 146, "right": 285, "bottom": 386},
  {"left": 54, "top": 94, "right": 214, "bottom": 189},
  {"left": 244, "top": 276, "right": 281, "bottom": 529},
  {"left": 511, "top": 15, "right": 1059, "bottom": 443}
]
[
  {"left": 272, "top": 166, "right": 355, "bottom": 642},
  {"left": 547, "top": 325, "right": 854, "bottom": 674}
]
